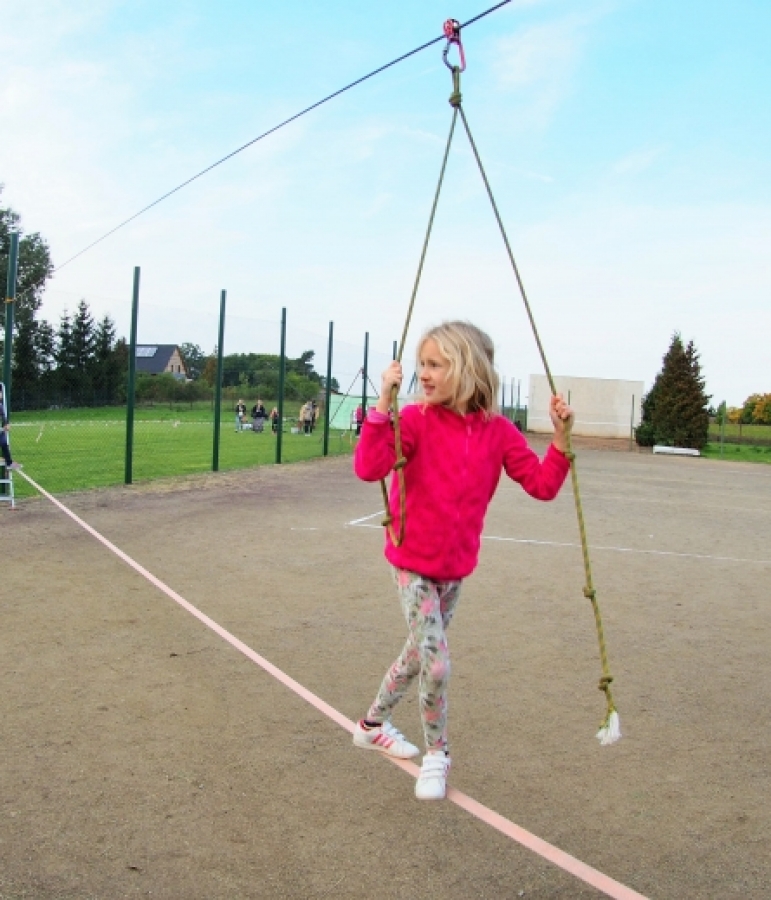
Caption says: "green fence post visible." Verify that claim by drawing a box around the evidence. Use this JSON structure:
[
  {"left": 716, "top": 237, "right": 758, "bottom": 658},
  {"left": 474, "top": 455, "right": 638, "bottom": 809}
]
[
  {"left": 361, "top": 331, "right": 369, "bottom": 416},
  {"left": 323, "top": 320, "right": 333, "bottom": 457},
  {"left": 720, "top": 400, "right": 726, "bottom": 457},
  {"left": 213, "top": 290, "right": 227, "bottom": 472},
  {"left": 1, "top": 232, "right": 19, "bottom": 497},
  {"left": 2, "top": 231, "right": 19, "bottom": 402},
  {"left": 125, "top": 266, "right": 140, "bottom": 485},
  {"left": 629, "top": 394, "right": 635, "bottom": 451},
  {"left": 276, "top": 307, "right": 286, "bottom": 464}
]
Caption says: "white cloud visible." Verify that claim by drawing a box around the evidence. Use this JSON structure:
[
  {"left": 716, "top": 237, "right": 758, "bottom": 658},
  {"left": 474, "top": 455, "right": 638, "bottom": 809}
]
[
  {"left": 490, "top": 4, "right": 615, "bottom": 128},
  {"left": 612, "top": 146, "right": 668, "bottom": 176}
]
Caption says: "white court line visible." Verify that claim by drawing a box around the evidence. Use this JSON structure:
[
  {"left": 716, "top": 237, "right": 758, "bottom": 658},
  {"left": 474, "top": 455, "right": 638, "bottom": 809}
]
[
  {"left": 18, "top": 472, "right": 647, "bottom": 900},
  {"left": 482, "top": 536, "right": 770, "bottom": 566},
  {"left": 347, "top": 509, "right": 384, "bottom": 525},
  {"left": 347, "top": 514, "right": 769, "bottom": 566}
]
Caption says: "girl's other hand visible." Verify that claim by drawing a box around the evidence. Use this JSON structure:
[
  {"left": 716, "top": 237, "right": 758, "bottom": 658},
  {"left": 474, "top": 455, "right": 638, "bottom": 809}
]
[
  {"left": 377, "top": 361, "right": 403, "bottom": 414},
  {"left": 549, "top": 393, "right": 574, "bottom": 453}
]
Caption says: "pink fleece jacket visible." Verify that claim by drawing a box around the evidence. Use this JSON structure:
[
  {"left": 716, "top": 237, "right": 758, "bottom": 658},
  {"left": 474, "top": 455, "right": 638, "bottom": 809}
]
[{"left": 354, "top": 403, "right": 570, "bottom": 581}]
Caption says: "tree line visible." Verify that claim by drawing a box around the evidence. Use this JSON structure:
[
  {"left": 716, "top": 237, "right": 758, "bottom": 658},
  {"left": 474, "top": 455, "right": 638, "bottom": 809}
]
[
  {"left": 2, "top": 191, "right": 334, "bottom": 409},
  {"left": 635, "top": 333, "right": 769, "bottom": 449},
  {"left": 724, "top": 394, "right": 771, "bottom": 426}
]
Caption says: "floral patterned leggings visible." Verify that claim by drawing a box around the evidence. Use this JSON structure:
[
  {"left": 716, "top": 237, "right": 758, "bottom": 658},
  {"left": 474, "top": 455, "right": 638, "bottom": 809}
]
[{"left": 366, "top": 568, "right": 462, "bottom": 753}]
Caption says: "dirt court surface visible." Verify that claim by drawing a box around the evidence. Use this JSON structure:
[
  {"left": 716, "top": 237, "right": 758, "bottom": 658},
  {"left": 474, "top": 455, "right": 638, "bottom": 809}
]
[{"left": 3, "top": 441, "right": 770, "bottom": 899}]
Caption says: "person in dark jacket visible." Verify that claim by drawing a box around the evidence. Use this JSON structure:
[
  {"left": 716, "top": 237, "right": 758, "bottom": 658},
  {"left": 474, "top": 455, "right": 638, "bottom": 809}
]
[
  {"left": 251, "top": 400, "right": 267, "bottom": 433},
  {"left": 0, "top": 386, "right": 21, "bottom": 471}
]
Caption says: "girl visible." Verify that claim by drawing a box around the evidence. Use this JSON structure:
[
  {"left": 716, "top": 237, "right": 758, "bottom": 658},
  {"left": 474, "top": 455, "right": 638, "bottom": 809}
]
[{"left": 352, "top": 321, "right": 573, "bottom": 800}]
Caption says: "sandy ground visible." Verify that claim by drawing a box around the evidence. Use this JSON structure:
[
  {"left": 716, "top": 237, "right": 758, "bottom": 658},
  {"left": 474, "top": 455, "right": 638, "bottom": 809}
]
[{"left": 2, "top": 441, "right": 770, "bottom": 899}]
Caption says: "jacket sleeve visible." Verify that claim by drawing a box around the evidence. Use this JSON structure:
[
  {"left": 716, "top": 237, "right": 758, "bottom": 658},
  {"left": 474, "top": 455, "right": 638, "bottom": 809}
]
[
  {"left": 353, "top": 413, "right": 396, "bottom": 482},
  {"left": 353, "top": 406, "right": 418, "bottom": 483},
  {"left": 502, "top": 422, "right": 570, "bottom": 501}
]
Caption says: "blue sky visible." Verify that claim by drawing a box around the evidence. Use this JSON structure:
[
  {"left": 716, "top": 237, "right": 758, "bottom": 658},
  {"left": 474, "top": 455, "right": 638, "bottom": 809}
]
[{"left": 1, "top": 0, "right": 769, "bottom": 404}]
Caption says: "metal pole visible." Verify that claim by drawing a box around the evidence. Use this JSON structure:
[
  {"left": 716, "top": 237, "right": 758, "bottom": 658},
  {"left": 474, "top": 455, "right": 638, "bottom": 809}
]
[
  {"left": 392, "top": 340, "right": 398, "bottom": 361},
  {"left": 124, "top": 267, "right": 140, "bottom": 485},
  {"left": 629, "top": 394, "right": 635, "bottom": 452},
  {"left": 212, "top": 290, "right": 227, "bottom": 471},
  {"left": 323, "top": 321, "right": 334, "bottom": 456},
  {"left": 720, "top": 400, "right": 726, "bottom": 457},
  {"left": 3, "top": 232, "right": 20, "bottom": 405},
  {"left": 361, "top": 331, "right": 369, "bottom": 415},
  {"left": 276, "top": 307, "right": 286, "bottom": 464}
]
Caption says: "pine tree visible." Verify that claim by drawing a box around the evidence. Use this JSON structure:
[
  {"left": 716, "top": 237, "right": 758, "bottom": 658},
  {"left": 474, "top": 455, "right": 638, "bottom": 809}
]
[
  {"left": 72, "top": 300, "right": 95, "bottom": 370},
  {"left": 10, "top": 308, "right": 40, "bottom": 403},
  {"left": 636, "top": 333, "right": 711, "bottom": 449},
  {"left": 92, "top": 315, "right": 115, "bottom": 403},
  {"left": 55, "top": 310, "right": 76, "bottom": 402}
]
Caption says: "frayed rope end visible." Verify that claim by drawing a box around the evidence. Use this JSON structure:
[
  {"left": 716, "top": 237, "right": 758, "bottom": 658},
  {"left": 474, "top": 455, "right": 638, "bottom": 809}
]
[{"left": 596, "top": 710, "right": 621, "bottom": 746}]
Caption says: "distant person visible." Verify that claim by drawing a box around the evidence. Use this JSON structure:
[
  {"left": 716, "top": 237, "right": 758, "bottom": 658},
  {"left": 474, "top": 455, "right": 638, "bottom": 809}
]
[
  {"left": 301, "top": 401, "right": 314, "bottom": 435},
  {"left": 235, "top": 399, "right": 247, "bottom": 432},
  {"left": 354, "top": 404, "right": 363, "bottom": 436},
  {"left": 0, "top": 386, "right": 21, "bottom": 472},
  {"left": 310, "top": 399, "right": 319, "bottom": 434},
  {"left": 251, "top": 400, "right": 267, "bottom": 433},
  {"left": 269, "top": 407, "right": 280, "bottom": 434}
]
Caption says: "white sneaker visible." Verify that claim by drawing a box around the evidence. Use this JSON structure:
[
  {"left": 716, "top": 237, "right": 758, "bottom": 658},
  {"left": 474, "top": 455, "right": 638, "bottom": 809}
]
[
  {"left": 415, "top": 752, "right": 451, "bottom": 800},
  {"left": 352, "top": 720, "right": 420, "bottom": 759}
]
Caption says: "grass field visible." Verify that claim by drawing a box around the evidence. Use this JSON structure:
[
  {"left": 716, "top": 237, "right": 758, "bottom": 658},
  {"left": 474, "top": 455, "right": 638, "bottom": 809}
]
[
  {"left": 6, "top": 403, "right": 355, "bottom": 497},
  {"left": 702, "top": 441, "right": 771, "bottom": 463},
  {"left": 7, "top": 405, "right": 771, "bottom": 502}
]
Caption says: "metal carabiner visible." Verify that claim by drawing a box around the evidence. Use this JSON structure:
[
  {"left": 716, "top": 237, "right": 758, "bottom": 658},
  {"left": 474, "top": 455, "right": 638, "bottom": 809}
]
[{"left": 442, "top": 18, "right": 466, "bottom": 72}]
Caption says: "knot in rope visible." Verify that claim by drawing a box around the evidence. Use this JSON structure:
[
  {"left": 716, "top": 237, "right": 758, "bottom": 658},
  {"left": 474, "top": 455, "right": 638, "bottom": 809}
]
[
  {"left": 448, "top": 67, "right": 462, "bottom": 108},
  {"left": 381, "top": 514, "right": 393, "bottom": 527},
  {"left": 583, "top": 586, "right": 596, "bottom": 600},
  {"left": 564, "top": 450, "right": 575, "bottom": 462},
  {"left": 598, "top": 675, "right": 614, "bottom": 692}
]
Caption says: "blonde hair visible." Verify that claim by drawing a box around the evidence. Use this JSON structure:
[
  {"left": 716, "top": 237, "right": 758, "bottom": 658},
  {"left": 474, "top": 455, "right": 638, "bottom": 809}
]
[{"left": 417, "top": 321, "right": 499, "bottom": 416}]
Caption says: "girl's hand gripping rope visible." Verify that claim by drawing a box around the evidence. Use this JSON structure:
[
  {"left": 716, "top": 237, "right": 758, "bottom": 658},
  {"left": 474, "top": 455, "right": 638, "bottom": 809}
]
[
  {"left": 377, "top": 361, "right": 403, "bottom": 415},
  {"left": 548, "top": 393, "right": 574, "bottom": 454}
]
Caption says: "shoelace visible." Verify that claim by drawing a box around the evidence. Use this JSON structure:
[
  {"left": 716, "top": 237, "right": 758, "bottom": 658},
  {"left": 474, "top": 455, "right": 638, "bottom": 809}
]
[
  {"left": 420, "top": 755, "right": 450, "bottom": 777},
  {"left": 382, "top": 722, "right": 407, "bottom": 742}
]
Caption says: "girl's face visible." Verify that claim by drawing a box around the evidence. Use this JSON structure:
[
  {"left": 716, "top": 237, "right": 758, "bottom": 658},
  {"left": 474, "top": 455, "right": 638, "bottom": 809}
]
[{"left": 419, "top": 338, "right": 451, "bottom": 406}]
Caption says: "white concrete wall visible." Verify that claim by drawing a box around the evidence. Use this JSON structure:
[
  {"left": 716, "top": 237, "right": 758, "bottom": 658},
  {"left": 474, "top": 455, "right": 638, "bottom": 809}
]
[{"left": 527, "top": 375, "right": 644, "bottom": 438}]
